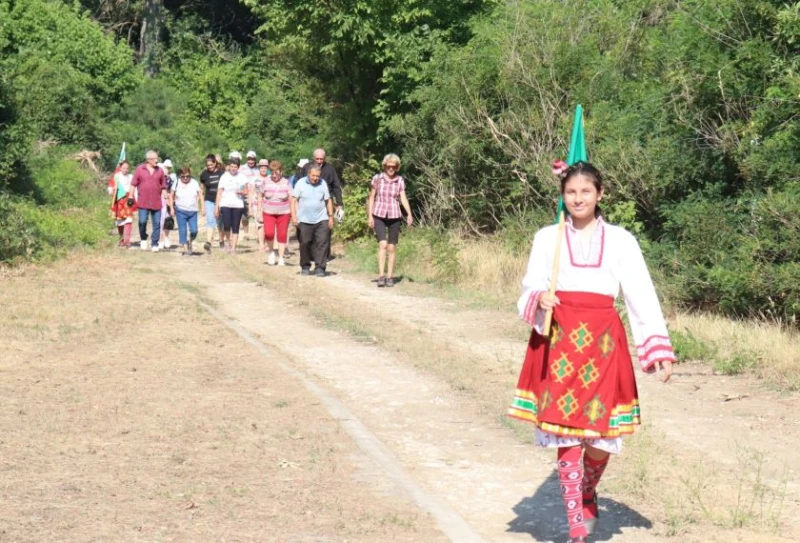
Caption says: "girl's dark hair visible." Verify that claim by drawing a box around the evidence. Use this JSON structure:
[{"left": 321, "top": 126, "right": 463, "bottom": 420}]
[
  {"left": 560, "top": 161, "right": 602, "bottom": 193},
  {"left": 205, "top": 153, "right": 216, "bottom": 162},
  {"left": 560, "top": 161, "right": 604, "bottom": 217},
  {"left": 228, "top": 157, "right": 240, "bottom": 166},
  {"left": 119, "top": 160, "right": 129, "bottom": 167}
]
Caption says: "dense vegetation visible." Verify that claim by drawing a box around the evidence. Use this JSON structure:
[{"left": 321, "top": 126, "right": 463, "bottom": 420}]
[{"left": 0, "top": 0, "right": 797, "bottom": 323}]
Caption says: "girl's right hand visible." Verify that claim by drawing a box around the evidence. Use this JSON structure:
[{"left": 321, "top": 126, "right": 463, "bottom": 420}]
[{"left": 539, "top": 293, "right": 560, "bottom": 311}]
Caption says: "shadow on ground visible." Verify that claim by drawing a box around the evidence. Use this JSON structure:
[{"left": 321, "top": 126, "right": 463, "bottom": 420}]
[{"left": 507, "top": 470, "right": 652, "bottom": 542}]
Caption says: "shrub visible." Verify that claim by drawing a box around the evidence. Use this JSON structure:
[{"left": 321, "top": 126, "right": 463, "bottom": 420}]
[{"left": 0, "top": 194, "right": 38, "bottom": 263}]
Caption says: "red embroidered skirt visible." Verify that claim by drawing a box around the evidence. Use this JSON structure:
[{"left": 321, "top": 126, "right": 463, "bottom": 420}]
[
  {"left": 508, "top": 291, "right": 640, "bottom": 438},
  {"left": 111, "top": 196, "right": 137, "bottom": 221}
]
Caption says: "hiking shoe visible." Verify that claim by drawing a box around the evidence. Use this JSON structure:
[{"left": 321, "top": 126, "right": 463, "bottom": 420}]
[
  {"left": 204, "top": 242, "right": 211, "bottom": 253},
  {"left": 377, "top": 276, "right": 386, "bottom": 288},
  {"left": 301, "top": 268, "right": 311, "bottom": 276},
  {"left": 385, "top": 277, "right": 395, "bottom": 287},
  {"left": 140, "top": 240, "right": 148, "bottom": 250},
  {"left": 186, "top": 240, "right": 193, "bottom": 255},
  {"left": 268, "top": 251, "right": 276, "bottom": 266},
  {"left": 151, "top": 246, "right": 160, "bottom": 253},
  {"left": 277, "top": 258, "right": 286, "bottom": 267},
  {"left": 164, "top": 238, "right": 172, "bottom": 249},
  {"left": 314, "top": 268, "right": 326, "bottom": 277},
  {"left": 219, "top": 241, "right": 224, "bottom": 249}
]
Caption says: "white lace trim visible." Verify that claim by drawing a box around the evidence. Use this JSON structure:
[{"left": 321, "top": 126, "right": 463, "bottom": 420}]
[{"left": 534, "top": 428, "right": 623, "bottom": 455}]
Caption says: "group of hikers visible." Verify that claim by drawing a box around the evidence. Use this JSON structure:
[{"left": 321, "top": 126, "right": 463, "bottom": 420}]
[
  {"left": 110, "top": 145, "right": 677, "bottom": 542},
  {"left": 109, "top": 148, "right": 412, "bottom": 282}
]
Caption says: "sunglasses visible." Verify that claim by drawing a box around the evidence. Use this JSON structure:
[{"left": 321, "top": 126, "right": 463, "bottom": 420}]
[
  {"left": 385, "top": 164, "right": 399, "bottom": 169},
  {"left": 180, "top": 175, "right": 190, "bottom": 179}
]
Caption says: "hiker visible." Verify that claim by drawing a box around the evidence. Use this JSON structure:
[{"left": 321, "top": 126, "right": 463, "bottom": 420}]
[
  {"left": 200, "top": 153, "right": 224, "bottom": 252},
  {"left": 258, "top": 160, "right": 292, "bottom": 266},
  {"left": 290, "top": 165, "right": 333, "bottom": 276},
  {"left": 367, "top": 153, "right": 413, "bottom": 287},
  {"left": 239, "top": 150, "right": 259, "bottom": 240},
  {"left": 215, "top": 157, "right": 248, "bottom": 254},
  {"left": 507, "top": 161, "right": 675, "bottom": 543},
  {"left": 169, "top": 167, "right": 203, "bottom": 256},
  {"left": 300, "top": 148, "right": 343, "bottom": 261},
  {"left": 128, "top": 150, "right": 166, "bottom": 252},
  {"left": 109, "top": 160, "right": 136, "bottom": 248},
  {"left": 158, "top": 158, "right": 177, "bottom": 250},
  {"left": 253, "top": 158, "right": 270, "bottom": 253}
]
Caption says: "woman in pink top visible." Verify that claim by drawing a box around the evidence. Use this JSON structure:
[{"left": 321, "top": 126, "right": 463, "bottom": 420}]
[
  {"left": 367, "top": 153, "right": 413, "bottom": 287},
  {"left": 258, "top": 160, "right": 292, "bottom": 266}
]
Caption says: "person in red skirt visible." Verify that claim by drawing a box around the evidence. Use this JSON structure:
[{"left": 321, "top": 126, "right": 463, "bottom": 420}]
[
  {"left": 109, "top": 160, "right": 136, "bottom": 248},
  {"left": 508, "top": 161, "right": 675, "bottom": 543}
]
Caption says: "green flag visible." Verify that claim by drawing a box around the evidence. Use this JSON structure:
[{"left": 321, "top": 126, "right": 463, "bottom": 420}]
[{"left": 555, "top": 105, "right": 588, "bottom": 220}]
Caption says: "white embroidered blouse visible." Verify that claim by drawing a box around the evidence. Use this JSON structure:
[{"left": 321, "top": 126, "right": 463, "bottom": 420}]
[{"left": 517, "top": 216, "right": 675, "bottom": 371}]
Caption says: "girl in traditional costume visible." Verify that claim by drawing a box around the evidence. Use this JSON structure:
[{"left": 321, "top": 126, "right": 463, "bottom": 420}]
[
  {"left": 508, "top": 162, "right": 675, "bottom": 543},
  {"left": 109, "top": 160, "right": 136, "bottom": 248}
]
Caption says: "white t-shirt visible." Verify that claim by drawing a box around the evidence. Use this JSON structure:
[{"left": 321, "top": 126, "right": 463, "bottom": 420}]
[
  {"left": 218, "top": 171, "right": 246, "bottom": 209},
  {"left": 172, "top": 178, "right": 201, "bottom": 212}
]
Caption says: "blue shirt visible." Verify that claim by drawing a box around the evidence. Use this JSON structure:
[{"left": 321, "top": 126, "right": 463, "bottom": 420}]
[{"left": 293, "top": 177, "right": 330, "bottom": 224}]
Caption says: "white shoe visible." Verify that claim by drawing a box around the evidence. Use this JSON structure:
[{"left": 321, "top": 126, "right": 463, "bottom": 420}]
[
  {"left": 152, "top": 246, "right": 160, "bottom": 253},
  {"left": 267, "top": 251, "right": 276, "bottom": 266},
  {"left": 277, "top": 258, "right": 286, "bottom": 267},
  {"left": 158, "top": 241, "right": 165, "bottom": 250},
  {"left": 140, "top": 240, "right": 148, "bottom": 250},
  {"left": 164, "top": 238, "right": 172, "bottom": 249}
]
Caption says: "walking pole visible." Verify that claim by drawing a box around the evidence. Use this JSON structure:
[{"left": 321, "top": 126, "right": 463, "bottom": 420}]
[{"left": 542, "top": 208, "right": 566, "bottom": 336}]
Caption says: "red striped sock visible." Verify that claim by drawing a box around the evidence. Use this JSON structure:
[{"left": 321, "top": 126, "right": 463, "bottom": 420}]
[
  {"left": 582, "top": 452, "right": 609, "bottom": 521},
  {"left": 557, "top": 446, "right": 587, "bottom": 539}
]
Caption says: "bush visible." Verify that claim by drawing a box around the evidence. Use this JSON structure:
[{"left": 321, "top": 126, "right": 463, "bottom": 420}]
[{"left": 0, "top": 194, "right": 38, "bottom": 263}]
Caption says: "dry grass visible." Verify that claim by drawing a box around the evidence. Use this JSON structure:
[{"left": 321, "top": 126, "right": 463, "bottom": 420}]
[{"left": 672, "top": 312, "right": 800, "bottom": 391}]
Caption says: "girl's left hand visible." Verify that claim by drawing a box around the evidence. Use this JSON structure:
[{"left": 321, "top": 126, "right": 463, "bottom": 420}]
[
  {"left": 406, "top": 216, "right": 413, "bottom": 227},
  {"left": 656, "top": 360, "right": 673, "bottom": 383}
]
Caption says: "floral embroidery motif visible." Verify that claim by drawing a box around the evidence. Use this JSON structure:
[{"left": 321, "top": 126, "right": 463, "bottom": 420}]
[
  {"left": 569, "top": 322, "right": 594, "bottom": 354},
  {"left": 579, "top": 358, "right": 600, "bottom": 389},
  {"left": 550, "top": 353, "right": 575, "bottom": 384},
  {"left": 597, "top": 329, "right": 615, "bottom": 358},
  {"left": 557, "top": 389, "right": 580, "bottom": 420},
  {"left": 583, "top": 395, "right": 608, "bottom": 426}
]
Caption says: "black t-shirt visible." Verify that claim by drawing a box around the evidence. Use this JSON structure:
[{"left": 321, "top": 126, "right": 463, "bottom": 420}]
[{"left": 200, "top": 168, "right": 224, "bottom": 203}]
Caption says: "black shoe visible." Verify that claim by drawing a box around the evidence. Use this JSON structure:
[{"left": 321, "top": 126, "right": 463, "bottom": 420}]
[
  {"left": 377, "top": 276, "right": 386, "bottom": 287},
  {"left": 301, "top": 268, "right": 311, "bottom": 276},
  {"left": 204, "top": 242, "right": 211, "bottom": 252},
  {"left": 385, "top": 277, "right": 395, "bottom": 287},
  {"left": 314, "top": 268, "right": 326, "bottom": 277}
]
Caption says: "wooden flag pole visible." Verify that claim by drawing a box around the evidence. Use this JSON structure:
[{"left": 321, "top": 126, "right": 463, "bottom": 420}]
[{"left": 542, "top": 208, "right": 566, "bottom": 336}]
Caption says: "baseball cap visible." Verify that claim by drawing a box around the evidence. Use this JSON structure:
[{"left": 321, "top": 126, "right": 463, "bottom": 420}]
[
  {"left": 246, "top": 150, "right": 257, "bottom": 159},
  {"left": 258, "top": 159, "right": 269, "bottom": 167},
  {"left": 229, "top": 151, "right": 242, "bottom": 160},
  {"left": 162, "top": 159, "right": 173, "bottom": 169},
  {"left": 297, "top": 158, "right": 310, "bottom": 168}
]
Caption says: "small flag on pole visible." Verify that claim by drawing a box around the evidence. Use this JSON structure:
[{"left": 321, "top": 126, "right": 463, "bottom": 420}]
[
  {"left": 554, "top": 105, "right": 588, "bottom": 221},
  {"left": 117, "top": 142, "right": 126, "bottom": 165}
]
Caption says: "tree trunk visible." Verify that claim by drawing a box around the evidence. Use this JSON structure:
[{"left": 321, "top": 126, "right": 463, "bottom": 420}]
[{"left": 139, "top": 0, "right": 162, "bottom": 77}]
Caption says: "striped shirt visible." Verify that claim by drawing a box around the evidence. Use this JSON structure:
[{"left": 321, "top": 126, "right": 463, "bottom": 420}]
[
  {"left": 371, "top": 173, "right": 405, "bottom": 219},
  {"left": 260, "top": 177, "right": 292, "bottom": 215}
]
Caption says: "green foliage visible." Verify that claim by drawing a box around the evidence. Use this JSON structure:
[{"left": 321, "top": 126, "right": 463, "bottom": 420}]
[
  {"left": 0, "top": 0, "right": 140, "bottom": 146},
  {"left": 335, "top": 159, "right": 379, "bottom": 242},
  {"left": 672, "top": 329, "right": 719, "bottom": 363},
  {"left": 0, "top": 194, "right": 38, "bottom": 262}
]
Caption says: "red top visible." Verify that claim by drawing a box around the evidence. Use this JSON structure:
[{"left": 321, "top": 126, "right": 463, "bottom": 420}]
[
  {"left": 371, "top": 173, "right": 405, "bottom": 219},
  {"left": 131, "top": 164, "right": 166, "bottom": 210}
]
